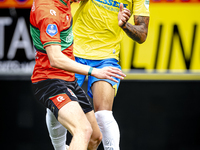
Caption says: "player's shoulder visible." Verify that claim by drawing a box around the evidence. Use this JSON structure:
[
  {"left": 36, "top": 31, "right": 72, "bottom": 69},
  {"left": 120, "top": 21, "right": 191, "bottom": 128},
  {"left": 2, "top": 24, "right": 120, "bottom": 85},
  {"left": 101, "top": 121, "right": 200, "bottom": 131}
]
[
  {"left": 31, "top": 2, "right": 61, "bottom": 27},
  {"left": 33, "top": 1, "right": 59, "bottom": 18},
  {"left": 37, "top": 6, "right": 57, "bottom": 15}
]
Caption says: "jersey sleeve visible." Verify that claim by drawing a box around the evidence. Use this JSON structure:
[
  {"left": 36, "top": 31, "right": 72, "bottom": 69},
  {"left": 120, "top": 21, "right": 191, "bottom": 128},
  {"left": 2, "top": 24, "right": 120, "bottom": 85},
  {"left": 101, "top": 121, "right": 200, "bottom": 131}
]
[
  {"left": 35, "top": 6, "right": 61, "bottom": 48},
  {"left": 132, "top": 0, "right": 150, "bottom": 16}
]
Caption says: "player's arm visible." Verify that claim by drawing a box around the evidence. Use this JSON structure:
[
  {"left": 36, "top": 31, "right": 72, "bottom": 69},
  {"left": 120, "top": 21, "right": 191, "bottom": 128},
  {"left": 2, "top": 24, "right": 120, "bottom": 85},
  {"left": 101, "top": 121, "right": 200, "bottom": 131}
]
[
  {"left": 45, "top": 45, "right": 126, "bottom": 82},
  {"left": 118, "top": 3, "right": 149, "bottom": 44}
]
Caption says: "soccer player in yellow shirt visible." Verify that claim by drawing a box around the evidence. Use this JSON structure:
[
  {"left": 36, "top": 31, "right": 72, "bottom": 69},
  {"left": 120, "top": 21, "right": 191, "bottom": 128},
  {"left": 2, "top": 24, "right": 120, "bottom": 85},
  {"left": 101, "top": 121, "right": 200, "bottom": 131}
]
[{"left": 46, "top": 0, "right": 150, "bottom": 149}]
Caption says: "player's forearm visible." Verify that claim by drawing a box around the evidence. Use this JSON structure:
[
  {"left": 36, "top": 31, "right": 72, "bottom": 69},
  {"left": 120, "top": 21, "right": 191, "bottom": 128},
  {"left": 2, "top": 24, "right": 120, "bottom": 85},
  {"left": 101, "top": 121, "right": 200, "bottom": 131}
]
[
  {"left": 121, "top": 15, "right": 149, "bottom": 44},
  {"left": 46, "top": 45, "right": 91, "bottom": 75},
  {"left": 52, "top": 54, "right": 92, "bottom": 75},
  {"left": 46, "top": 45, "right": 126, "bottom": 82},
  {"left": 121, "top": 22, "right": 147, "bottom": 44},
  {"left": 51, "top": 52, "right": 106, "bottom": 77}
]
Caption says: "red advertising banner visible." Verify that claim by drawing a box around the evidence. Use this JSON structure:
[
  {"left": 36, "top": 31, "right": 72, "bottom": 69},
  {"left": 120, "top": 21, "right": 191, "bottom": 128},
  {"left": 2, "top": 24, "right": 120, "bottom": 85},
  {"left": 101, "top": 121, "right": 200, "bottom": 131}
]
[
  {"left": 0, "top": 0, "right": 200, "bottom": 8},
  {"left": 0, "top": 0, "right": 33, "bottom": 8}
]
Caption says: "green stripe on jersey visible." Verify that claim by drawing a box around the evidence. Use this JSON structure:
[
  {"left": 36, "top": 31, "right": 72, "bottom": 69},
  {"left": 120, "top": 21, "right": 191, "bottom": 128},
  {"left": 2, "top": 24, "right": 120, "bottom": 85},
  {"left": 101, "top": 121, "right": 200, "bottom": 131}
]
[
  {"left": 30, "top": 24, "right": 73, "bottom": 51},
  {"left": 30, "top": 25, "right": 45, "bottom": 52},
  {"left": 43, "top": 41, "right": 61, "bottom": 47},
  {"left": 59, "top": 0, "right": 67, "bottom": 6},
  {"left": 60, "top": 26, "right": 73, "bottom": 51}
]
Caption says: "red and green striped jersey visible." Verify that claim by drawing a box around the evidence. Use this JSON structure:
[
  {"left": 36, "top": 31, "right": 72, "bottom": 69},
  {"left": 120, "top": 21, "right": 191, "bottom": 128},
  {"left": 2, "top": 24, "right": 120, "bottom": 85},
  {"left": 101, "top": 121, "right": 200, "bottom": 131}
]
[{"left": 30, "top": 0, "right": 75, "bottom": 83}]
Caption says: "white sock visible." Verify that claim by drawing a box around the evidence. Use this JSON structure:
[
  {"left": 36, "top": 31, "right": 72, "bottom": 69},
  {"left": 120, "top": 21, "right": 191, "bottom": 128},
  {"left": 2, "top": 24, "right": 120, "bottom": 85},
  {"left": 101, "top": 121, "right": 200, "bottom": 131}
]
[
  {"left": 46, "top": 108, "right": 67, "bottom": 150},
  {"left": 95, "top": 110, "right": 120, "bottom": 150}
]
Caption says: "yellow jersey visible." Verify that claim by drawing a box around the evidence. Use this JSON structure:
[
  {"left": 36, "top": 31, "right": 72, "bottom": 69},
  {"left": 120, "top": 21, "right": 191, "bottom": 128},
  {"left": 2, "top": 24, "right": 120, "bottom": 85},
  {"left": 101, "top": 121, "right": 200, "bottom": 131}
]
[{"left": 73, "top": 0, "right": 150, "bottom": 60}]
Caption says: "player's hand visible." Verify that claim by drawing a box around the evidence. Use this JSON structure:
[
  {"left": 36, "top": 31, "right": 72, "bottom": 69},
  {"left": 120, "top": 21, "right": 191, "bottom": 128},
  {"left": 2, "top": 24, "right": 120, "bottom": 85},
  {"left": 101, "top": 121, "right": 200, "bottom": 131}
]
[
  {"left": 118, "top": 3, "right": 131, "bottom": 27},
  {"left": 92, "top": 67, "right": 126, "bottom": 83}
]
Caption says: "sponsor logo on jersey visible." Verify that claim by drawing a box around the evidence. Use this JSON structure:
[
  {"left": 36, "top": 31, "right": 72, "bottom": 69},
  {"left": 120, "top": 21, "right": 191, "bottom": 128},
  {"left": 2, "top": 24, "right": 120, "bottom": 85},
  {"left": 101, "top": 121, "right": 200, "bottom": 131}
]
[
  {"left": 46, "top": 24, "right": 58, "bottom": 37},
  {"left": 66, "top": 32, "right": 73, "bottom": 42},
  {"left": 50, "top": 9, "right": 56, "bottom": 16},
  {"left": 92, "top": 0, "right": 128, "bottom": 12},
  {"left": 94, "top": 0, "right": 128, "bottom": 8}
]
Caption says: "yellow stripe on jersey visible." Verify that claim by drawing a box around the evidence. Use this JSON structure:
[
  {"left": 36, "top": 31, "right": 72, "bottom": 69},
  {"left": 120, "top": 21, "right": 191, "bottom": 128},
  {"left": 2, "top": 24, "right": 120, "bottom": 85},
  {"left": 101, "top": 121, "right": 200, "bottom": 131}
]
[{"left": 73, "top": 0, "right": 150, "bottom": 60}]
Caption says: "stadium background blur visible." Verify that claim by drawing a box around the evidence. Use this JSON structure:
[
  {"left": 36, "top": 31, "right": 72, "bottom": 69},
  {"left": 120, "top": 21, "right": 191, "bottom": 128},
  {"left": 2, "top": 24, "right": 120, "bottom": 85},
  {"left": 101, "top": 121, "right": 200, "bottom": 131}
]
[{"left": 0, "top": 0, "right": 200, "bottom": 149}]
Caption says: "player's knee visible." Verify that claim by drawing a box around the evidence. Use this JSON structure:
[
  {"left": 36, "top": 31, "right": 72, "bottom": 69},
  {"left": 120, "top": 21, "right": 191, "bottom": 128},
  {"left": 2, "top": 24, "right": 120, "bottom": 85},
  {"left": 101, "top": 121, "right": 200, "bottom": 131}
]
[
  {"left": 84, "top": 126, "right": 93, "bottom": 144},
  {"left": 88, "top": 131, "right": 102, "bottom": 150},
  {"left": 78, "top": 123, "right": 93, "bottom": 142},
  {"left": 92, "top": 133, "right": 102, "bottom": 146}
]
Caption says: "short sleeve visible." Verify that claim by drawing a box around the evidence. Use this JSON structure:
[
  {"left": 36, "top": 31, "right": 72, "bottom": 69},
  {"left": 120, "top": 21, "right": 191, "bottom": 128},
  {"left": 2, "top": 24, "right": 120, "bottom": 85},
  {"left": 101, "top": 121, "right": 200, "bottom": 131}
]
[
  {"left": 35, "top": 6, "right": 61, "bottom": 48},
  {"left": 132, "top": 0, "right": 150, "bottom": 16}
]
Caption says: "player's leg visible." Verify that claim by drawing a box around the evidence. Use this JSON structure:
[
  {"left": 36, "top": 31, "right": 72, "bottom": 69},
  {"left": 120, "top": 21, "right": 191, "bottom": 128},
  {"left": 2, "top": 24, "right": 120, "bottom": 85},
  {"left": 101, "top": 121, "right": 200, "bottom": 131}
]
[
  {"left": 33, "top": 79, "right": 92, "bottom": 150},
  {"left": 45, "top": 71, "right": 86, "bottom": 150},
  {"left": 92, "top": 81, "right": 120, "bottom": 150},
  {"left": 46, "top": 108, "right": 67, "bottom": 150},
  {"left": 58, "top": 101, "right": 93, "bottom": 150},
  {"left": 75, "top": 57, "right": 102, "bottom": 149},
  {"left": 73, "top": 78, "right": 102, "bottom": 150},
  {"left": 87, "top": 58, "right": 121, "bottom": 150},
  {"left": 85, "top": 110, "right": 102, "bottom": 150}
]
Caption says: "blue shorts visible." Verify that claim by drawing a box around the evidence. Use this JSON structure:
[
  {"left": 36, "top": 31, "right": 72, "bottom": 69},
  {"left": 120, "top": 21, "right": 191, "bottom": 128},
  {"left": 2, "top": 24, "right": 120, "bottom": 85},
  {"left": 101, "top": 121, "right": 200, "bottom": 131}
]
[{"left": 75, "top": 57, "right": 121, "bottom": 98}]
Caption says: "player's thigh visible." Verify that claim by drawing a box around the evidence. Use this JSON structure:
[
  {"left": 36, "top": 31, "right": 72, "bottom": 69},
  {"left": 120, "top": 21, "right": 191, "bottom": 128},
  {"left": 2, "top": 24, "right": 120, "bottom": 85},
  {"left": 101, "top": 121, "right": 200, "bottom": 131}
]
[
  {"left": 58, "top": 101, "right": 91, "bottom": 136},
  {"left": 85, "top": 110, "right": 102, "bottom": 140},
  {"left": 92, "top": 81, "right": 115, "bottom": 111}
]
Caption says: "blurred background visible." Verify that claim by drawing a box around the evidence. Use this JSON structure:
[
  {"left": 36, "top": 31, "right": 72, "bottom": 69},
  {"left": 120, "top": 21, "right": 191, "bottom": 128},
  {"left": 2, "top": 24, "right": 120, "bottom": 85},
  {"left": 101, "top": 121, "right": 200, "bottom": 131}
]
[{"left": 0, "top": 0, "right": 200, "bottom": 150}]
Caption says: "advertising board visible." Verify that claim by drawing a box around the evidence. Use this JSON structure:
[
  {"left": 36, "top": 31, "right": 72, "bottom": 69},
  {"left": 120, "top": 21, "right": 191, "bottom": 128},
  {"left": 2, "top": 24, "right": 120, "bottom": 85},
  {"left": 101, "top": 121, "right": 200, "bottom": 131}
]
[{"left": 0, "top": 0, "right": 200, "bottom": 79}]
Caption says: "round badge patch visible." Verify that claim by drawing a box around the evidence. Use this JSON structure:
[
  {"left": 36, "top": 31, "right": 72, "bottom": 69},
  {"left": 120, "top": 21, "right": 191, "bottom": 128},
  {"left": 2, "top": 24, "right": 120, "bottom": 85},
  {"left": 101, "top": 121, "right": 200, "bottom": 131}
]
[{"left": 46, "top": 24, "right": 58, "bottom": 37}]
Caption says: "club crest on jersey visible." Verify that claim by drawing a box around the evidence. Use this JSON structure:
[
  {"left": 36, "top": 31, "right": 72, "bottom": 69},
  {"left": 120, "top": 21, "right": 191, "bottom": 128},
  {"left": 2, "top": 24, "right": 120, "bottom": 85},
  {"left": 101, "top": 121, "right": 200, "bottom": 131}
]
[{"left": 46, "top": 24, "right": 58, "bottom": 37}]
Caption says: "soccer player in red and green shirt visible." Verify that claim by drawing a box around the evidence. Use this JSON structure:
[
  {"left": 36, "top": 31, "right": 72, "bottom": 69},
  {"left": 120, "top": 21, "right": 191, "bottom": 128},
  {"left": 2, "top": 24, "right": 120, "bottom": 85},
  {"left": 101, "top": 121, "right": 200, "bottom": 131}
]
[{"left": 30, "top": 0, "right": 126, "bottom": 149}]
